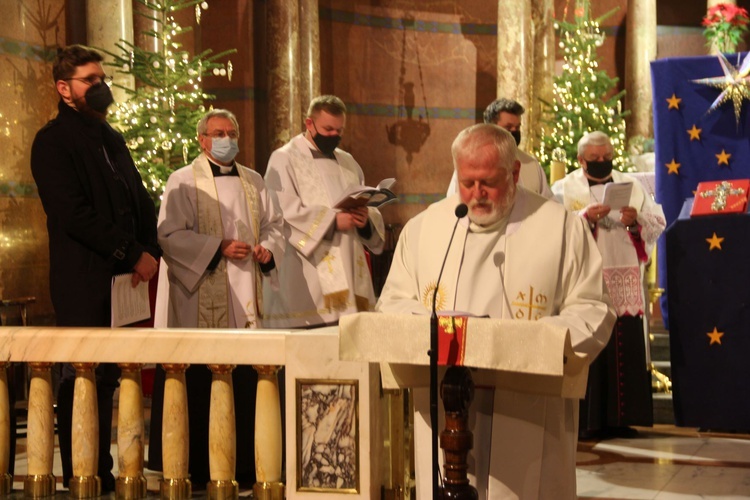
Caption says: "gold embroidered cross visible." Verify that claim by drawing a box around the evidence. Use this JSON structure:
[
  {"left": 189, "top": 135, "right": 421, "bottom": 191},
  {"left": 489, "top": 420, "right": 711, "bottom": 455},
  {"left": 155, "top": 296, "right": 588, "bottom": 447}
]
[
  {"left": 322, "top": 251, "right": 336, "bottom": 273},
  {"left": 700, "top": 181, "right": 745, "bottom": 211},
  {"left": 200, "top": 301, "right": 226, "bottom": 327},
  {"left": 512, "top": 286, "right": 548, "bottom": 320}
]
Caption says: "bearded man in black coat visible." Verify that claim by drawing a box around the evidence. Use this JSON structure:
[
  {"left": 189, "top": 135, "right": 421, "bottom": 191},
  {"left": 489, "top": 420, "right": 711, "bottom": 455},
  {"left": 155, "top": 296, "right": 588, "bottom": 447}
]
[{"left": 30, "top": 44, "right": 160, "bottom": 493}]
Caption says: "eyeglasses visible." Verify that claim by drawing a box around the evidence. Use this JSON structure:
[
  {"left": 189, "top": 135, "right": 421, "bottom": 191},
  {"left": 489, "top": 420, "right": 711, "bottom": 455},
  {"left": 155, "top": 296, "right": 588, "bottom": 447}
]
[
  {"left": 67, "top": 75, "right": 114, "bottom": 86},
  {"left": 203, "top": 131, "right": 239, "bottom": 139}
]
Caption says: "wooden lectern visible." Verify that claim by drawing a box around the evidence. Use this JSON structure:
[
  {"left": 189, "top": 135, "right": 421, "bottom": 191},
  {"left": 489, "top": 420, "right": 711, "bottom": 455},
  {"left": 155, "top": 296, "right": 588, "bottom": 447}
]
[{"left": 339, "top": 312, "right": 590, "bottom": 498}]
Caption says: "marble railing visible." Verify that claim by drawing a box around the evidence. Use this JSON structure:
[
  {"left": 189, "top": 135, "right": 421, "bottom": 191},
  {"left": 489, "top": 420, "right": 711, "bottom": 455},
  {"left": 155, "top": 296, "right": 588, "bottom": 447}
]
[{"left": 0, "top": 326, "right": 381, "bottom": 500}]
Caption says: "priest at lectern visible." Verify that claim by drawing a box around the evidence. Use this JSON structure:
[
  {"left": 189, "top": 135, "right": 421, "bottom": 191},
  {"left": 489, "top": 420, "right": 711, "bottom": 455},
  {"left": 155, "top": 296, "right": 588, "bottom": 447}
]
[{"left": 376, "top": 123, "right": 616, "bottom": 499}]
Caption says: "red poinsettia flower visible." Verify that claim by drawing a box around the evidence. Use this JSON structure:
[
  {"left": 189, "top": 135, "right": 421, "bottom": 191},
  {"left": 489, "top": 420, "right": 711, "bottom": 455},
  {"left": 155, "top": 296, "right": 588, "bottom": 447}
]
[{"left": 703, "top": 3, "right": 750, "bottom": 52}]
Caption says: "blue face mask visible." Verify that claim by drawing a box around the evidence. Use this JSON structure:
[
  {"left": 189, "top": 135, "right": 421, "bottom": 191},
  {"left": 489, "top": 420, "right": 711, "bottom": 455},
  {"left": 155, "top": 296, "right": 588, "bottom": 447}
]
[{"left": 210, "top": 136, "right": 239, "bottom": 164}]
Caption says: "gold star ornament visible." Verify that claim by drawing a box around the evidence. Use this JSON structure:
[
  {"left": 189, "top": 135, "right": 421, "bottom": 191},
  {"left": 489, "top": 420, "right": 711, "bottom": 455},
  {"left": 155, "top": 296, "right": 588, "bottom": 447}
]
[
  {"left": 666, "top": 93, "right": 682, "bottom": 110},
  {"left": 665, "top": 159, "right": 681, "bottom": 174},
  {"left": 716, "top": 149, "right": 732, "bottom": 165},
  {"left": 706, "top": 232, "right": 724, "bottom": 250},
  {"left": 707, "top": 327, "right": 724, "bottom": 345},
  {"left": 687, "top": 125, "right": 702, "bottom": 141},
  {"left": 693, "top": 52, "right": 750, "bottom": 127}
]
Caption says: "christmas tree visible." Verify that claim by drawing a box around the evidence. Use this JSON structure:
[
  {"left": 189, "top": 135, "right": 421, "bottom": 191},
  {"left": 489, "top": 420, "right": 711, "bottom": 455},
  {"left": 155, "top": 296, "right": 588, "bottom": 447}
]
[
  {"left": 536, "top": 2, "right": 629, "bottom": 173},
  {"left": 101, "top": 0, "right": 235, "bottom": 204}
]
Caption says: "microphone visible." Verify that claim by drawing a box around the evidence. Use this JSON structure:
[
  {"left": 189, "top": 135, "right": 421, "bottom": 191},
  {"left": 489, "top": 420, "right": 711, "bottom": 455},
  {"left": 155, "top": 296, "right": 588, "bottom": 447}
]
[{"left": 430, "top": 202, "right": 468, "bottom": 498}]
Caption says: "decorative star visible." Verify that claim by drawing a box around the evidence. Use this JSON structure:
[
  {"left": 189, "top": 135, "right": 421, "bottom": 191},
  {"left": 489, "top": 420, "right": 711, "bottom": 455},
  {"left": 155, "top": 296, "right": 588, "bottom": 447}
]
[
  {"left": 706, "top": 232, "right": 724, "bottom": 250},
  {"left": 707, "top": 327, "right": 724, "bottom": 345},
  {"left": 692, "top": 52, "right": 750, "bottom": 126},
  {"left": 666, "top": 93, "right": 682, "bottom": 110},
  {"left": 716, "top": 149, "right": 732, "bottom": 165},
  {"left": 687, "top": 124, "right": 702, "bottom": 140},
  {"left": 665, "top": 159, "right": 681, "bottom": 174}
]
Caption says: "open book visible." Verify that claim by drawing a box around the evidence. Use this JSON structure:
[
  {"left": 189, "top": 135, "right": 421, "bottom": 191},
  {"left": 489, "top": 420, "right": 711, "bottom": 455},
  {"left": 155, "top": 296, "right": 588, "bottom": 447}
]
[{"left": 333, "top": 178, "right": 397, "bottom": 209}]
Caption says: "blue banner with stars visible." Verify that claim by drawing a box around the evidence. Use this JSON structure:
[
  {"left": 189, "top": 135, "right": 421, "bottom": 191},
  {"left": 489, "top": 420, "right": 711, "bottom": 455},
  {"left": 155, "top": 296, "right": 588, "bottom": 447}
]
[{"left": 651, "top": 53, "right": 750, "bottom": 327}]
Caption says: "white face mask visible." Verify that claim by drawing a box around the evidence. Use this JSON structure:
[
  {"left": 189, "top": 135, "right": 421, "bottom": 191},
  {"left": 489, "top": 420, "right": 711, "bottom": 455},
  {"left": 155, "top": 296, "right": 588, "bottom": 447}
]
[{"left": 210, "top": 136, "right": 239, "bottom": 163}]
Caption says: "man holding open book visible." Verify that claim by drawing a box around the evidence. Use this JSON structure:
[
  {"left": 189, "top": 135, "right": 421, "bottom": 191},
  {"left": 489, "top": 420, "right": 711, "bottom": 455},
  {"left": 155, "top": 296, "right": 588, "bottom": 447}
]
[
  {"left": 551, "top": 131, "right": 666, "bottom": 440},
  {"left": 263, "top": 95, "right": 386, "bottom": 328}
]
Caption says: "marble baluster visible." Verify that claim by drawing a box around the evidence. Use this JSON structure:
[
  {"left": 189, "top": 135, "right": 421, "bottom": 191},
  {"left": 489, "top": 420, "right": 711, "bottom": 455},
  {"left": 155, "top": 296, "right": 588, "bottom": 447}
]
[
  {"left": 24, "top": 362, "right": 56, "bottom": 498},
  {"left": 530, "top": 0, "right": 556, "bottom": 157},
  {"left": 497, "top": 0, "right": 533, "bottom": 150},
  {"left": 116, "top": 364, "right": 147, "bottom": 499},
  {"left": 708, "top": 0, "right": 736, "bottom": 7},
  {"left": 0, "top": 363, "right": 11, "bottom": 495},
  {"left": 625, "top": 0, "right": 657, "bottom": 141},
  {"left": 252, "top": 366, "right": 284, "bottom": 500},
  {"left": 208, "top": 365, "right": 238, "bottom": 499},
  {"left": 160, "top": 364, "right": 191, "bottom": 499},
  {"left": 86, "top": 0, "right": 135, "bottom": 104},
  {"left": 267, "top": 0, "right": 301, "bottom": 151},
  {"left": 70, "top": 362, "right": 101, "bottom": 498},
  {"left": 299, "top": 0, "right": 321, "bottom": 120}
]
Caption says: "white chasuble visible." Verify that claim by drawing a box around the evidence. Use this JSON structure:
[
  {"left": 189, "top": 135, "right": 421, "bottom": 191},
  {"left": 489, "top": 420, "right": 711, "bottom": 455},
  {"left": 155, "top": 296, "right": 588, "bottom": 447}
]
[
  {"left": 377, "top": 190, "right": 615, "bottom": 500},
  {"left": 263, "top": 134, "right": 385, "bottom": 327},
  {"left": 156, "top": 154, "right": 285, "bottom": 329}
]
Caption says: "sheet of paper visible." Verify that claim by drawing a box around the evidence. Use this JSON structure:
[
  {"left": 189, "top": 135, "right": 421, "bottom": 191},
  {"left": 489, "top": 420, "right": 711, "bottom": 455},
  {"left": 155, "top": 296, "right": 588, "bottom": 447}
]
[
  {"left": 235, "top": 218, "right": 256, "bottom": 245},
  {"left": 111, "top": 273, "right": 150, "bottom": 327},
  {"left": 602, "top": 182, "right": 633, "bottom": 210}
]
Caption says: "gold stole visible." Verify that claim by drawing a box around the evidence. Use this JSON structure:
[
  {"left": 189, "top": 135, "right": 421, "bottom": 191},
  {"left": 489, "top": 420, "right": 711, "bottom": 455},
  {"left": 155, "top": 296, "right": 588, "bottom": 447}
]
[
  {"left": 288, "top": 141, "right": 367, "bottom": 311},
  {"left": 194, "top": 156, "right": 261, "bottom": 327}
]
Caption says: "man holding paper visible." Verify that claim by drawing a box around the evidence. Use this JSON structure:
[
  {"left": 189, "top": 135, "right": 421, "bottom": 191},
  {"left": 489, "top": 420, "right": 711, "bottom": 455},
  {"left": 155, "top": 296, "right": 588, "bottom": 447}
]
[
  {"left": 151, "top": 108, "right": 285, "bottom": 486},
  {"left": 30, "top": 45, "right": 160, "bottom": 492},
  {"left": 263, "top": 95, "right": 385, "bottom": 327},
  {"left": 551, "top": 130, "right": 666, "bottom": 439},
  {"left": 377, "top": 124, "right": 615, "bottom": 499}
]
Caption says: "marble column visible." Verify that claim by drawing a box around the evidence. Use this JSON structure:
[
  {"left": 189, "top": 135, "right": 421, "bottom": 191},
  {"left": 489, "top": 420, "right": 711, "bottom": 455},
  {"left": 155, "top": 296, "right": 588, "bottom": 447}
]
[
  {"left": 252, "top": 366, "right": 284, "bottom": 500},
  {"left": 70, "top": 363, "right": 101, "bottom": 498},
  {"left": 86, "top": 0, "right": 135, "bottom": 104},
  {"left": 208, "top": 365, "right": 239, "bottom": 500},
  {"left": 116, "top": 364, "right": 147, "bottom": 499},
  {"left": 708, "top": 0, "right": 735, "bottom": 7},
  {"left": 497, "top": 0, "right": 534, "bottom": 151},
  {"left": 625, "top": 0, "right": 656, "bottom": 141},
  {"left": 0, "top": 364, "right": 11, "bottom": 495},
  {"left": 24, "top": 363, "right": 56, "bottom": 498},
  {"left": 267, "top": 0, "right": 301, "bottom": 151},
  {"left": 160, "top": 364, "right": 191, "bottom": 499},
  {"left": 299, "top": 0, "right": 321, "bottom": 118},
  {"left": 530, "top": 0, "right": 556, "bottom": 160}
]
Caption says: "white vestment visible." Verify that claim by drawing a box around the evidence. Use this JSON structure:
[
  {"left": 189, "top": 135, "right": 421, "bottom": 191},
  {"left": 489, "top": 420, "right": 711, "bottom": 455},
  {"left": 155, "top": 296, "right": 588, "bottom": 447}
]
[
  {"left": 263, "top": 134, "right": 385, "bottom": 328},
  {"left": 551, "top": 169, "right": 666, "bottom": 318},
  {"left": 156, "top": 154, "right": 285, "bottom": 328},
  {"left": 447, "top": 149, "right": 553, "bottom": 199},
  {"left": 376, "top": 189, "right": 615, "bottom": 499}
]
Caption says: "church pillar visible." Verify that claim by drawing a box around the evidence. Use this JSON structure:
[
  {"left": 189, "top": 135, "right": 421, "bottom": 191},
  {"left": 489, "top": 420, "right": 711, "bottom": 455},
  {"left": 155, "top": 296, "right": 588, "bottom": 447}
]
[
  {"left": 299, "top": 0, "right": 321, "bottom": 119},
  {"left": 69, "top": 363, "right": 101, "bottom": 498},
  {"left": 625, "top": 0, "right": 657, "bottom": 141},
  {"left": 497, "top": 0, "right": 534, "bottom": 150},
  {"left": 160, "top": 364, "right": 191, "bottom": 499},
  {"left": 24, "top": 363, "right": 56, "bottom": 498},
  {"left": 86, "top": 0, "right": 135, "bottom": 104},
  {"left": 267, "top": 0, "right": 301, "bottom": 151},
  {"left": 530, "top": 0, "right": 556, "bottom": 160},
  {"left": 116, "top": 364, "right": 147, "bottom": 499},
  {"left": 0, "top": 364, "right": 10, "bottom": 495},
  {"left": 253, "top": 365, "right": 284, "bottom": 500},
  {"left": 208, "top": 365, "right": 239, "bottom": 499}
]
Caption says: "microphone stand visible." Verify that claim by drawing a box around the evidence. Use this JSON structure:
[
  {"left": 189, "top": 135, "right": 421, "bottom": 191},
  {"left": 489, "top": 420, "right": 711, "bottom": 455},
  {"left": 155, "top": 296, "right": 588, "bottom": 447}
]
[{"left": 430, "top": 203, "right": 468, "bottom": 499}]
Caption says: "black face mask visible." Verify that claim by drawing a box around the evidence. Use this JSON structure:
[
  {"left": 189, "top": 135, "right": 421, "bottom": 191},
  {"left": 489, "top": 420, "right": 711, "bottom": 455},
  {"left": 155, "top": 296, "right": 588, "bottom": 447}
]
[
  {"left": 510, "top": 130, "right": 521, "bottom": 146},
  {"left": 586, "top": 159, "right": 613, "bottom": 180},
  {"left": 85, "top": 82, "right": 114, "bottom": 114},
  {"left": 312, "top": 122, "right": 341, "bottom": 156}
]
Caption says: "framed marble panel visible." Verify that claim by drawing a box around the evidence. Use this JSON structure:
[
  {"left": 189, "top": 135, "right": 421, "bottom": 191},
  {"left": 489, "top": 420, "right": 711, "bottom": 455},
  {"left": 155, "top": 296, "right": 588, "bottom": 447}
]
[{"left": 296, "top": 379, "right": 360, "bottom": 493}]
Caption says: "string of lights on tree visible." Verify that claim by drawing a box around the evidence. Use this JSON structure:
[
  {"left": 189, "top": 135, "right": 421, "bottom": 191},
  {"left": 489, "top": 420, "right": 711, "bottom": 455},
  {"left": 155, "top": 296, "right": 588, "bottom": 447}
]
[
  {"left": 101, "top": 0, "right": 235, "bottom": 204},
  {"left": 535, "top": 4, "right": 631, "bottom": 173}
]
